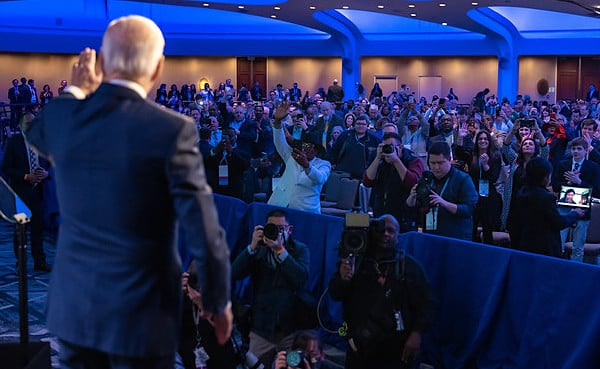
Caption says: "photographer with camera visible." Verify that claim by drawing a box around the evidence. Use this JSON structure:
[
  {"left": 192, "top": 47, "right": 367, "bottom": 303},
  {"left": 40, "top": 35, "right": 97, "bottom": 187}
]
[
  {"left": 407, "top": 141, "right": 478, "bottom": 240},
  {"left": 329, "top": 215, "right": 435, "bottom": 369},
  {"left": 273, "top": 330, "right": 327, "bottom": 369},
  {"left": 205, "top": 127, "right": 251, "bottom": 200},
  {"left": 232, "top": 209, "right": 310, "bottom": 366},
  {"left": 363, "top": 132, "right": 424, "bottom": 232}
]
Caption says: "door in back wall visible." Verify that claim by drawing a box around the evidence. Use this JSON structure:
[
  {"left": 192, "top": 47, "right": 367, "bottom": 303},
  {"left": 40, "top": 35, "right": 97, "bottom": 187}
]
[{"left": 237, "top": 57, "right": 267, "bottom": 101}]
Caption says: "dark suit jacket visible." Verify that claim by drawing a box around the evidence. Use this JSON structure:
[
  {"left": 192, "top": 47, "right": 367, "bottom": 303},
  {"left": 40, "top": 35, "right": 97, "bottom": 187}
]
[
  {"left": 551, "top": 159, "right": 600, "bottom": 220},
  {"left": 1, "top": 133, "right": 49, "bottom": 209},
  {"left": 8, "top": 86, "right": 19, "bottom": 104},
  {"left": 205, "top": 147, "right": 250, "bottom": 200},
  {"left": 314, "top": 114, "right": 344, "bottom": 145},
  {"left": 514, "top": 185, "right": 578, "bottom": 257},
  {"left": 289, "top": 87, "right": 302, "bottom": 102},
  {"left": 24, "top": 83, "right": 231, "bottom": 357},
  {"left": 17, "top": 83, "right": 31, "bottom": 104}
]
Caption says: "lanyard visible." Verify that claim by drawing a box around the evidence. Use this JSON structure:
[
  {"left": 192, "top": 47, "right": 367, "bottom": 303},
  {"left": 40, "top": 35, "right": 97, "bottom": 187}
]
[
  {"left": 426, "top": 177, "right": 450, "bottom": 231},
  {"left": 438, "top": 175, "right": 450, "bottom": 197}
]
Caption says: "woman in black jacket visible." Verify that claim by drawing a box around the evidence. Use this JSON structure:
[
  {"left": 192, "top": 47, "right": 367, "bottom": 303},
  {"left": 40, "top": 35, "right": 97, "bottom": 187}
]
[
  {"left": 459, "top": 130, "right": 503, "bottom": 244},
  {"left": 513, "top": 157, "right": 583, "bottom": 257}
]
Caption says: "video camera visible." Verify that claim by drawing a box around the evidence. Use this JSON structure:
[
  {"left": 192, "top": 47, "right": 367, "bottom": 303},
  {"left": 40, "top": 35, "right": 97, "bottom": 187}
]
[{"left": 338, "top": 213, "right": 386, "bottom": 259}]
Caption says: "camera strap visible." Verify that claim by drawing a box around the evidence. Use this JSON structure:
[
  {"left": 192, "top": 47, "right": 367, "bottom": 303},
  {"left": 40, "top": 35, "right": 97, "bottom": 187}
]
[
  {"left": 426, "top": 176, "right": 449, "bottom": 231},
  {"left": 479, "top": 160, "right": 489, "bottom": 197}
]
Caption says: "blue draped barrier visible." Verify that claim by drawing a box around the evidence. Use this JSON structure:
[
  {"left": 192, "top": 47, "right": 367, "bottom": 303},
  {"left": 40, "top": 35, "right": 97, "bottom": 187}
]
[{"left": 213, "top": 195, "right": 600, "bottom": 369}]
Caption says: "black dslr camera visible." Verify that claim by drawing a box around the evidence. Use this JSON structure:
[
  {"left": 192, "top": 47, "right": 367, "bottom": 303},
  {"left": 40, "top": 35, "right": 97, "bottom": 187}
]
[
  {"left": 415, "top": 171, "right": 434, "bottom": 208},
  {"left": 261, "top": 223, "right": 281, "bottom": 243},
  {"left": 338, "top": 213, "right": 386, "bottom": 258}
]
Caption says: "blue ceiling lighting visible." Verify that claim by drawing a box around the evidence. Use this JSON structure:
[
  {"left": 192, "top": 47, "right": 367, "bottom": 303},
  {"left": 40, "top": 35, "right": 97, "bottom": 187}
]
[
  {"left": 337, "top": 9, "right": 485, "bottom": 40},
  {"left": 1, "top": 1, "right": 600, "bottom": 55},
  {"left": 490, "top": 6, "right": 600, "bottom": 36}
]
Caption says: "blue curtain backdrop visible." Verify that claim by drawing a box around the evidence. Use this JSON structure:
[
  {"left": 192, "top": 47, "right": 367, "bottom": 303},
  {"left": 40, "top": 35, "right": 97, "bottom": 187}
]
[{"left": 211, "top": 195, "right": 600, "bottom": 369}]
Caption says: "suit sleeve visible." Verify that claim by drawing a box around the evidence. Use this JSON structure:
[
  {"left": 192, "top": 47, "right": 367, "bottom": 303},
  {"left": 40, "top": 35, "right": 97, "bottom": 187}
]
[
  {"left": 278, "top": 242, "right": 310, "bottom": 290},
  {"left": 168, "top": 120, "right": 231, "bottom": 314},
  {"left": 454, "top": 173, "right": 478, "bottom": 218},
  {"left": 1, "top": 138, "right": 26, "bottom": 185}
]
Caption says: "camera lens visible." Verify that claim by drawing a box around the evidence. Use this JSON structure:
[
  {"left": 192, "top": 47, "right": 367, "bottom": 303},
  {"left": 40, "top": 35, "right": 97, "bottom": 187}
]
[
  {"left": 382, "top": 144, "right": 394, "bottom": 154},
  {"left": 263, "top": 223, "right": 280, "bottom": 241}
]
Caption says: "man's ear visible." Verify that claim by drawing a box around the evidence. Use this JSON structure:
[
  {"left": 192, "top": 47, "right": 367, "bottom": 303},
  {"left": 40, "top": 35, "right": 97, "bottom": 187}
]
[
  {"left": 150, "top": 56, "right": 165, "bottom": 84},
  {"left": 97, "top": 52, "right": 105, "bottom": 77},
  {"left": 287, "top": 225, "right": 294, "bottom": 235}
]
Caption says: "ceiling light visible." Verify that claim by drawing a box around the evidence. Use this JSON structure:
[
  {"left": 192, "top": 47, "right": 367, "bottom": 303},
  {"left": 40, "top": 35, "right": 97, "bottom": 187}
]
[
  {"left": 439, "top": 3, "right": 447, "bottom": 7},
  {"left": 410, "top": 13, "right": 417, "bottom": 17},
  {"left": 274, "top": 6, "right": 280, "bottom": 10},
  {"left": 471, "top": 2, "right": 478, "bottom": 5},
  {"left": 442, "top": 22, "right": 448, "bottom": 26},
  {"left": 309, "top": 6, "right": 316, "bottom": 10},
  {"left": 238, "top": 5, "right": 244, "bottom": 9},
  {"left": 408, "top": 4, "right": 415, "bottom": 8},
  {"left": 378, "top": 5, "right": 384, "bottom": 9},
  {"left": 271, "top": 15, "right": 276, "bottom": 18},
  {"left": 202, "top": 3, "right": 209, "bottom": 6},
  {"left": 342, "top": 5, "right": 349, "bottom": 9}
]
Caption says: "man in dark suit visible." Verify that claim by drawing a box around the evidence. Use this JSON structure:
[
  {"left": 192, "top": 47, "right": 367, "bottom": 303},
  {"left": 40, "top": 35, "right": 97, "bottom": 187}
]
[
  {"left": 17, "top": 77, "right": 31, "bottom": 106},
  {"left": 24, "top": 15, "right": 232, "bottom": 369},
  {"left": 27, "top": 79, "right": 38, "bottom": 105},
  {"left": 7, "top": 78, "right": 21, "bottom": 128},
  {"left": 2, "top": 112, "right": 51, "bottom": 272},
  {"left": 326, "top": 78, "right": 344, "bottom": 103},
  {"left": 205, "top": 127, "right": 250, "bottom": 200},
  {"left": 289, "top": 82, "right": 302, "bottom": 102},
  {"left": 586, "top": 83, "right": 599, "bottom": 102},
  {"left": 314, "top": 101, "right": 344, "bottom": 148},
  {"left": 552, "top": 137, "right": 600, "bottom": 262}
]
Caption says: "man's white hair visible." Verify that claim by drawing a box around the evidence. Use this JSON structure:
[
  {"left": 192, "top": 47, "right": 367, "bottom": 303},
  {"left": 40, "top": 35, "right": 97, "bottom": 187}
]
[{"left": 101, "top": 15, "right": 165, "bottom": 78}]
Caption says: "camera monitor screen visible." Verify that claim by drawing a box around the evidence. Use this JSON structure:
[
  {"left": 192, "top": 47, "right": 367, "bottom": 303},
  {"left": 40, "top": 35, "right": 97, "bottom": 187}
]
[{"left": 557, "top": 186, "right": 592, "bottom": 209}]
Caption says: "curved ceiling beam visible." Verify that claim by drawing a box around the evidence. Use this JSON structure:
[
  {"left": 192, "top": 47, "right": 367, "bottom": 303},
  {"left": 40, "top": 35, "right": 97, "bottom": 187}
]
[
  {"left": 312, "top": 9, "right": 363, "bottom": 50},
  {"left": 468, "top": 7, "right": 521, "bottom": 59}
]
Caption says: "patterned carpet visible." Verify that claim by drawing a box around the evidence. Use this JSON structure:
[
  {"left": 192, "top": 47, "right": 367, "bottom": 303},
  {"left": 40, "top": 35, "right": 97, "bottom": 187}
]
[{"left": 0, "top": 220, "right": 59, "bottom": 367}]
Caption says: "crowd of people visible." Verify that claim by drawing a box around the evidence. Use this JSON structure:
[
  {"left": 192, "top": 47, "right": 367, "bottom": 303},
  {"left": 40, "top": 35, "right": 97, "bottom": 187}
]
[
  {"left": 5, "top": 20, "right": 600, "bottom": 367},
  {"left": 153, "top": 77, "right": 600, "bottom": 259}
]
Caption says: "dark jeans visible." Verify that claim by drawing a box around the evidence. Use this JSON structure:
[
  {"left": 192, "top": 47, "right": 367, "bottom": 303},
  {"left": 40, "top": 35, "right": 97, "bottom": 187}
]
[{"left": 59, "top": 339, "right": 174, "bottom": 369}]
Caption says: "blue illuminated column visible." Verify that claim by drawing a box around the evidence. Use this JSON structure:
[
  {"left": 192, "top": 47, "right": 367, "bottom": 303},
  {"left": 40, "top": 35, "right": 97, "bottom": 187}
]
[
  {"left": 342, "top": 55, "right": 361, "bottom": 100},
  {"left": 313, "top": 10, "right": 363, "bottom": 101},
  {"left": 498, "top": 53, "right": 519, "bottom": 102}
]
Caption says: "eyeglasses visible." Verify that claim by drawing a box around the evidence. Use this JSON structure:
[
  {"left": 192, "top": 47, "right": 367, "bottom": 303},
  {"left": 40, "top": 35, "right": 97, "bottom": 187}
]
[
  {"left": 355, "top": 122, "right": 368, "bottom": 126},
  {"left": 441, "top": 118, "right": 452, "bottom": 122}
]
